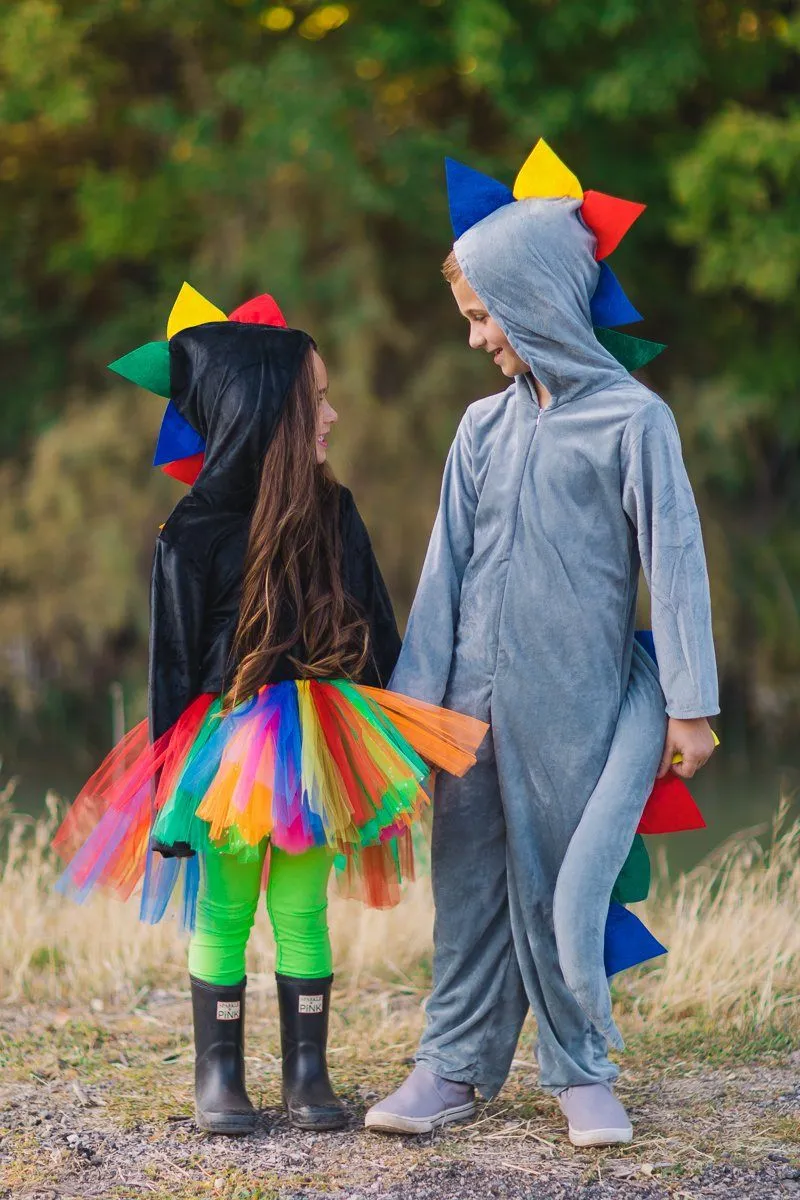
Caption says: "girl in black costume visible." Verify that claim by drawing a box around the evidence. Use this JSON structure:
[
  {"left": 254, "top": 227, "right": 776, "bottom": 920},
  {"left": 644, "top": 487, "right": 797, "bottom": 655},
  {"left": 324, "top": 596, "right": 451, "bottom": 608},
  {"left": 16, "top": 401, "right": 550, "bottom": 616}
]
[{"left": 54, "top": 289, "right": 486, "bottom": 1136}]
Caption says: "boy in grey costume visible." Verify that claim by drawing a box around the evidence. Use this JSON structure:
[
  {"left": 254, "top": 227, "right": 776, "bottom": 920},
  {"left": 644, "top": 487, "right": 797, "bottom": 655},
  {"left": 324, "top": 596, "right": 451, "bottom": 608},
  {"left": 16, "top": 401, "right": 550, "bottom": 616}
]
[{"left": 366, "top": 181, "right": 719, "bottom": 1145}]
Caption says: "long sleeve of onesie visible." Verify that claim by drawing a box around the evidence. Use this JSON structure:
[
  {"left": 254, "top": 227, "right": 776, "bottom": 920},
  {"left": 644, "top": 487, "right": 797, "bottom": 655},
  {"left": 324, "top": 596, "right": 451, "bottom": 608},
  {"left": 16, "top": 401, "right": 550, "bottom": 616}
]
[
  {"left": 390, "top": 409, "right": 478, "bottom": 705},
  {"left": 621, "top": 400, "right": 719, "bottom": 719}
]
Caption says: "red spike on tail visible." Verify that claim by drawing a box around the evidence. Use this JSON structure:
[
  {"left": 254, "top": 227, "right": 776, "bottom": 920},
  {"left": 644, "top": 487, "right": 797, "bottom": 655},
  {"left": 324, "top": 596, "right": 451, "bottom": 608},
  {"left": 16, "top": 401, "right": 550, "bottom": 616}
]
[{"left": 637, "top": 773, "right": 706, "bottom": 835}]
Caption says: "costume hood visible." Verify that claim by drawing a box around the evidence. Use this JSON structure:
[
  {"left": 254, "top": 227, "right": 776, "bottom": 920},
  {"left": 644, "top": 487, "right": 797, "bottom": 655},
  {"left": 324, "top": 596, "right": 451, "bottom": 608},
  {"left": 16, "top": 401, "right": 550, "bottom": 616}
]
[
  {"left": 444, "top": 139, "right": 666, "bottom": 403},
  {"left": 107, "top": 282, "right": 304, "bottom": 487},
  {"left": 169, "top": 321, "right": 313, "bottom": 510},
  {"left": 455, "top": 197, "right": 630, "bottom": 408}
]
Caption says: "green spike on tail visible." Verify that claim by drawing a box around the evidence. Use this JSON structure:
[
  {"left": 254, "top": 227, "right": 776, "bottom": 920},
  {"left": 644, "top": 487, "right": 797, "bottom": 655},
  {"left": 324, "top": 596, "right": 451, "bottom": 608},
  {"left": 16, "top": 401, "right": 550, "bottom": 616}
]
[
  {"left": 595, "top": 327, "right": 666, "bottom": 373},
  {"left": 108, "top": 341, "right": 171, "bottom": 398},
  {"left": 611, "top": 833, "right": 651, "bottom": 905}
]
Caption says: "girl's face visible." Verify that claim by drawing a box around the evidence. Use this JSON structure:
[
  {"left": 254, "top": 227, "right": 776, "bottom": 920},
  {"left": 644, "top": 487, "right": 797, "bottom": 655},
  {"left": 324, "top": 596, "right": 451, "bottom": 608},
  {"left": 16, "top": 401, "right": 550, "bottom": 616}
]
[{"left": 313, "top": 351, "right": 338, "bottom": 464}]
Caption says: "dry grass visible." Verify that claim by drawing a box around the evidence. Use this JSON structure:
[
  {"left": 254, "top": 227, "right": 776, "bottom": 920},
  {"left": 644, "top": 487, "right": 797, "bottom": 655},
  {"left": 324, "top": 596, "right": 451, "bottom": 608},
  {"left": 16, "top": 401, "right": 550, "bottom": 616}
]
[
  {"left": 1, "top": 779, "right": 798, "bottom": 1199},
  {"left": 1, "top": 777, "right": 798, "bottom": 1037},
  {"left": 0, "top": 779, "right": 436, "bottom": 1007},
  {"left": 623, "top": 801, "right": 800, "bottom": 1030}
]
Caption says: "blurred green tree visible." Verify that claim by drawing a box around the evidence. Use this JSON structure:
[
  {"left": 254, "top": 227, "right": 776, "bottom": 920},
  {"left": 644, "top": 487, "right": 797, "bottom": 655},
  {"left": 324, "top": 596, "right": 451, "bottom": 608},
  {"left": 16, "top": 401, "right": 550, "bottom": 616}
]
[{"left": 1, "top": 0, "right": 799, "bottom": 752}]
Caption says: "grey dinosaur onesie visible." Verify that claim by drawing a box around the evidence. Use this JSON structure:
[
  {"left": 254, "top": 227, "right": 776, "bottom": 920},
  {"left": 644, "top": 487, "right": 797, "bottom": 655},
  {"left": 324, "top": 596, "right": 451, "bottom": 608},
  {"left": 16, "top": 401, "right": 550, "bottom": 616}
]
[{"left": 391, "top": 196, "right": 719, "bottom": 1096}]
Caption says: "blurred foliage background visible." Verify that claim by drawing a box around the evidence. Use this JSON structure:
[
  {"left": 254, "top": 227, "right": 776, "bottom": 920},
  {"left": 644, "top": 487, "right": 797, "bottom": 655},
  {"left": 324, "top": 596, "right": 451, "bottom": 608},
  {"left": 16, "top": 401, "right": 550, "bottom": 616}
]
[{"left": 1, "top": 0, "right": 799, "bottom": 774}]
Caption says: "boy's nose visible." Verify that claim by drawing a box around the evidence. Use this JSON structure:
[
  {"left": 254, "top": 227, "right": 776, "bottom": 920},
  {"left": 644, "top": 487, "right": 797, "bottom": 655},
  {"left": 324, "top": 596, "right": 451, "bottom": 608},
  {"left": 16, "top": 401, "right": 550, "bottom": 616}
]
[{"left": 468, "top": 324, "right": 485, "bottom": 350}]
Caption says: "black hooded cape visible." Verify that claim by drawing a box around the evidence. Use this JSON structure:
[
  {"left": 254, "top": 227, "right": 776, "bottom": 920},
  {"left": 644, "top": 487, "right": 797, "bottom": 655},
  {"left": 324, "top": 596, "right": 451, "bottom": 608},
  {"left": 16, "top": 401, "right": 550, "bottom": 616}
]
[{"left": 149, "top": 322, "right": 401, "bottom": 855}]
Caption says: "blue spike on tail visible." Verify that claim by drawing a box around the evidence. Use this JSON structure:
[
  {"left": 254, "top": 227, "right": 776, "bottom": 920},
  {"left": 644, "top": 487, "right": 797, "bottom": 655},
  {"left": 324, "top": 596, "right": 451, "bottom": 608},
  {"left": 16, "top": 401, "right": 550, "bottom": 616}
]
[
  {"left": 604, "top": 901, "right": 667, "bottom": 977},
  {"left": 634, "top": 629, "right": 657, "bottom": 666}
]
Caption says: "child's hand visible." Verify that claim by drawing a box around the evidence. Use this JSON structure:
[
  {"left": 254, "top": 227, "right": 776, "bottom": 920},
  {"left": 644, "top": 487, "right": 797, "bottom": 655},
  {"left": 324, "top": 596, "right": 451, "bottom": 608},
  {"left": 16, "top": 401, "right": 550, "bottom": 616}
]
[{"left": 657, "top": 717, "right": 717, "bottom": 780}]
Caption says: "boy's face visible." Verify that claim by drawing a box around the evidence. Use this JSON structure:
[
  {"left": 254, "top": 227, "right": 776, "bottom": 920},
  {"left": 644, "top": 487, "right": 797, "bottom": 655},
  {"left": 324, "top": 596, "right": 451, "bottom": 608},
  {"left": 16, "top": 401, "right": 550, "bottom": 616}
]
[{"left": 451, "top": 272, "right": 530, "bottom": 379}]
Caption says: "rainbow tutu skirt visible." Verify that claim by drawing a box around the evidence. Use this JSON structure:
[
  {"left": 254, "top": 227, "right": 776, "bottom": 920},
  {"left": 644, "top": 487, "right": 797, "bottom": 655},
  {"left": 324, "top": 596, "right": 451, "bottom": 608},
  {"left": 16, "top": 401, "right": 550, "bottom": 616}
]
[{"left": 53, "top": 681, "right": 488, "bottom": 927}]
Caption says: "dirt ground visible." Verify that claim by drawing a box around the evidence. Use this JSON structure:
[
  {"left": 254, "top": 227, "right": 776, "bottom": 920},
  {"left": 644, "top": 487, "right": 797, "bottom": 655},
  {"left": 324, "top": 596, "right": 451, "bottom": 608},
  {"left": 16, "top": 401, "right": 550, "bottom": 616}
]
[{"left": 0, "top": 987, "right": 797, "bottom": 1200}]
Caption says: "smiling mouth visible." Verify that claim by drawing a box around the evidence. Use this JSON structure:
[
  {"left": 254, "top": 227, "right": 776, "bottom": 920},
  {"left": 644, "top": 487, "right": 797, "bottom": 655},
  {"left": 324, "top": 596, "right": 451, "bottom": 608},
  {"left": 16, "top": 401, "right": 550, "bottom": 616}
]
[{"left": 492, "top": 349, "right": 503, "bottom": 362}]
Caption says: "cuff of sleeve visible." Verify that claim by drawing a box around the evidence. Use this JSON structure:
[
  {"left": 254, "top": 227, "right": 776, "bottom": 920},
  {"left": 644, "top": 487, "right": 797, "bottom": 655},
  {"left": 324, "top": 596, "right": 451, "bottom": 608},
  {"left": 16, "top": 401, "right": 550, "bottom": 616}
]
[{"left": 665, "top": 705, "right": 721, "bottom": 720}]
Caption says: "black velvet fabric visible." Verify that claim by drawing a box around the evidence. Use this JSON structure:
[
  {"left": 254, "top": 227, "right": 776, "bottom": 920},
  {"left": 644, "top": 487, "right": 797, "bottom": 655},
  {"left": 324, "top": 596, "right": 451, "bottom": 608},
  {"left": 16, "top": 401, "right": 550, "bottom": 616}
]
[{"left": 148, "top": 323, "right": 401, "bottom": 857}]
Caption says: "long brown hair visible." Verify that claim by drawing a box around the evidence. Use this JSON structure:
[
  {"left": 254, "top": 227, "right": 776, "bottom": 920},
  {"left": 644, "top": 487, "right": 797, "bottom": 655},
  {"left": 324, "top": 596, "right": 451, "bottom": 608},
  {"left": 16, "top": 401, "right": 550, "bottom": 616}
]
[{"left": 224, "top": 348, "right": 369, "bottom": 709}]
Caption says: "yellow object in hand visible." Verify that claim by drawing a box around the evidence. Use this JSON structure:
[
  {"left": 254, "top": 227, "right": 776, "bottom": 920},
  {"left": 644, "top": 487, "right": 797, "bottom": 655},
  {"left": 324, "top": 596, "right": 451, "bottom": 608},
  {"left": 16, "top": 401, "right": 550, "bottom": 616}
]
[{"left": 672, "top": 730, "right": 720, "bottom": 765}]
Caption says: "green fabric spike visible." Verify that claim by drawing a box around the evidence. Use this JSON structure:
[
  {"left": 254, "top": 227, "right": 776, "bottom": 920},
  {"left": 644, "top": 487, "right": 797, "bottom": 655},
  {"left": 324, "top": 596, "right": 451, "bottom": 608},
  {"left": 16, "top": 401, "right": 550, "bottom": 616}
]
[
  {"left": 611, "top": 833, "right": 651, "bottom": 905},
  {"left": 595, "top": 326, "right": 666, "bottom": 373},
  {"left": 108, "top": 341, "right": 170, "bottom": 398}
]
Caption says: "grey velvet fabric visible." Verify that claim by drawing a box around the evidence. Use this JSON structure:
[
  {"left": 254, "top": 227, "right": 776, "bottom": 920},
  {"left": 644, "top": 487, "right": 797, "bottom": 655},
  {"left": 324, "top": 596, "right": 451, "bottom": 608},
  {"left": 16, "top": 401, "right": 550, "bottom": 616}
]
[{"left": 391, "top": 196, "right": 718, "bottom": 1096}]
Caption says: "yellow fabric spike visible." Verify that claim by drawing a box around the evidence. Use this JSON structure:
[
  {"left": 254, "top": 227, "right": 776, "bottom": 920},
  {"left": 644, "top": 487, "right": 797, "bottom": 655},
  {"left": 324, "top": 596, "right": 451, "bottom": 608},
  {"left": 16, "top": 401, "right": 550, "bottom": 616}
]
[
  {"left": 166, "top": 282, "right": 228, "bottom": 339},
  {"left": 513, "top": 138, "right": 583, "bottom": 202}
]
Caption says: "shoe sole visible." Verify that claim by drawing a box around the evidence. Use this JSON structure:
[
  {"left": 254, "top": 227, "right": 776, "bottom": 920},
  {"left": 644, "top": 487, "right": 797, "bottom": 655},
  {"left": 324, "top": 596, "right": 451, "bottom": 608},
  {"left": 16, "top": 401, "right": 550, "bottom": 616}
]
[
  {"left": 365, "top": 1100, "right": 476, "bottom": 1136},
  {"left": 568, "top": 1125, "right": 633, "bottom": 1148}
]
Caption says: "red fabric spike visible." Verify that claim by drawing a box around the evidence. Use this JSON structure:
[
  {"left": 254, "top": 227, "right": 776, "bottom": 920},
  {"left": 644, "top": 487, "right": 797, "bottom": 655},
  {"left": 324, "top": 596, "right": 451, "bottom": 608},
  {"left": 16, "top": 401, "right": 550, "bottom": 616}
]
[
  {"left": 229, "top": 293, "right": 288, "bottom": 327},
  {"left": 581, "top": 190, "right": 646, "bottom": 260},
  {"left": 637, "top": 772, "right": 706, "bottom": 835},
  {"left": 162, "top": 453, "right": 204, "bottom": 485}
]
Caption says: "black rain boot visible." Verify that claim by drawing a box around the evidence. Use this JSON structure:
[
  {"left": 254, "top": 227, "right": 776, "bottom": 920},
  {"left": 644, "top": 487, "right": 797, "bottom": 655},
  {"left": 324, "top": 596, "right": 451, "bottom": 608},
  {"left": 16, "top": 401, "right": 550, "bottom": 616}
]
[
  {"left": 191, "top": 975, "right": 256, "bottom": 1135},
  {"left": 276, "top": 973, "right": 348, "bottom": 1130}
]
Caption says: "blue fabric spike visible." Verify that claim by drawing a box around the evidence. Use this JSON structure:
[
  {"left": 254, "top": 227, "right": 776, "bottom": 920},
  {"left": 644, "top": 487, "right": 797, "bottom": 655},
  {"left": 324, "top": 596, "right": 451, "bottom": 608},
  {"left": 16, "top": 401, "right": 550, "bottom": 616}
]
[
  {"left": 634, "top": 629, "right": 657, "bottom": 666},
  {"left": 153, "top": 401, "right": 206, "bottom": 467},
  {"left": 604, "top": 901, "right": 667, "bottom": 977},
  {"left": 445, "top": 157, "right": 514, "bottom": 239},
  {"left": 590, "top": 262, "right": 642, "bottom": 328}
]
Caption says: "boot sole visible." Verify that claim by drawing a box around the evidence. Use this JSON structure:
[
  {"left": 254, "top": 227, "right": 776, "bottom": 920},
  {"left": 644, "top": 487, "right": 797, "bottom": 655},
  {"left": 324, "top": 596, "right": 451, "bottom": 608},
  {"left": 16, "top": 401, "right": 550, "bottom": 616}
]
[
  {"left": 287, "top": 1109, "right": 349, "bottom": 1131},
  {"left": 568, "top": 1125, "right": 633, "bottom": 1147},
  {"left": 195, "top": 1107, "right": 256, "bottom": 1137},
  {"left": 365, "top": 1100, "right": 476, "bottom": 1135}
]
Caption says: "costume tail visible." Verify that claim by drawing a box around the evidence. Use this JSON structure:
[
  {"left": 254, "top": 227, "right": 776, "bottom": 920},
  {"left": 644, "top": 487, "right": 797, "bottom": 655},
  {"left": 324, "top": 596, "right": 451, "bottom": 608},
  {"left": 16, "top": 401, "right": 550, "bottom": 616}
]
[{"left": 554, "top": 637, "right": 706, "bottom": 1047}]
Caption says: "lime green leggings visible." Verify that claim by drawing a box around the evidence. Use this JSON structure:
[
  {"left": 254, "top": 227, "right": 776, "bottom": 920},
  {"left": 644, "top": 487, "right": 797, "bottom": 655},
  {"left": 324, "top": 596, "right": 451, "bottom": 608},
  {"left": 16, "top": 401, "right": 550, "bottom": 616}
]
[{"left": 188, "top": 845, "right": 334, "bottom": 985}]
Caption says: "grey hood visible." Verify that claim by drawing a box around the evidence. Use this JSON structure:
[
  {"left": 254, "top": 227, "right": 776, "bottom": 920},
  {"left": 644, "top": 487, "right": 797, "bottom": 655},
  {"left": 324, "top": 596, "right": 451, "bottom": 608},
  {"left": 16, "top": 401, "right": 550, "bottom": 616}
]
[{"left": 454, "top": 197, "right": 630, "bottom": 407}]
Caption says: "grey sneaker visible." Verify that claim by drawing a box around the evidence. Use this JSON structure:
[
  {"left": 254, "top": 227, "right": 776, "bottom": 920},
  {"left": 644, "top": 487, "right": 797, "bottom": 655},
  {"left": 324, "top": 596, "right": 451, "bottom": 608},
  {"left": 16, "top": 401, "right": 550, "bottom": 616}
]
[
  {"left": 557, "top": 1082, "right": 633, "bottom": 1147},
  {"left": 365, "top": 1065, "right": 476, "bottom": 1135}
]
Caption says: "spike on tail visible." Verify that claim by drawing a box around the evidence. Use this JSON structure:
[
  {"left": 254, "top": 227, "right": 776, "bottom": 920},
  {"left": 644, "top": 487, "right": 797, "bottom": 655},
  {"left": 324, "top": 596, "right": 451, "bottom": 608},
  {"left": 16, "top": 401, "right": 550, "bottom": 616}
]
[{"left": 604, "top": 902, "right": 667, "bottom": 976}]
